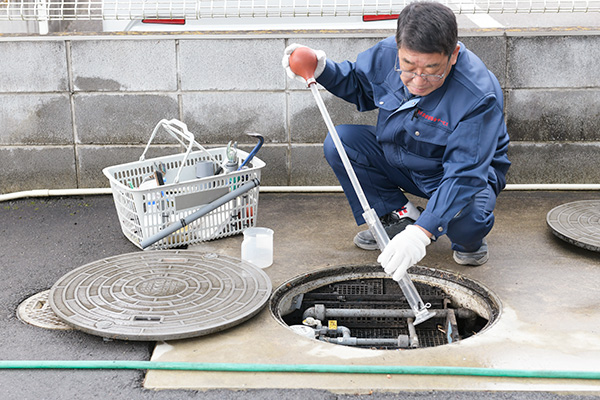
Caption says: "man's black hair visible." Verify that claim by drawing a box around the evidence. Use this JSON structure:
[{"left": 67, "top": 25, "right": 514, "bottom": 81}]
[{"left": 395, "top": 1, "right": 458, "bottom": 56}]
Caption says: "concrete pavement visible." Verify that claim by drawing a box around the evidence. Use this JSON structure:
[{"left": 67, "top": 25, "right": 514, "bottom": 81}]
[{"left": 146, "top": 190, "right": 600, "bottom": 393}]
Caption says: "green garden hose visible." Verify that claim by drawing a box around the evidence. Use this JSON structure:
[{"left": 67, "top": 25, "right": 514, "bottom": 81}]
[{"left": 0, "top": 360, "right": 598, "bottom": 380}]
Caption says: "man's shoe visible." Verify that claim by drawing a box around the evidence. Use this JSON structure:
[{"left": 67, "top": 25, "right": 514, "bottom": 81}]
[
  {"left": 453, "top": 239, "right": 488, "bottom": 266},
  {"left": 353, "top": 207, "right": 421, "bottom": 251}
]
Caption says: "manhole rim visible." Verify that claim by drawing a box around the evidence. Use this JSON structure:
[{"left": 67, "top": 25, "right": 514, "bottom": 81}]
[{"left": 269, "top": 264, "right": 502, "bottom": 347}]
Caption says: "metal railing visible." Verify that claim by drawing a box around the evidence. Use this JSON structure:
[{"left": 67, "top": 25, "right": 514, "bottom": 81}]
[{"left": 1, "top": 0, "right": 599, "bottom": 21}]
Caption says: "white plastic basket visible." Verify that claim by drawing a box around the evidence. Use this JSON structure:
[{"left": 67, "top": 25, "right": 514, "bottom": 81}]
[{"left": 102, "top": 119, "right": 265, "bottom": 250}]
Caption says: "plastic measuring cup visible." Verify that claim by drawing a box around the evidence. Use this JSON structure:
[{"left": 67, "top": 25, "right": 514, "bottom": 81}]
[{"left": 241, "top": 227, "right": 273, "bottom": 268}]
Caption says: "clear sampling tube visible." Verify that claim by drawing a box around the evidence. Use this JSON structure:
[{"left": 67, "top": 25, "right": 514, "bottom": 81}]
[{"left": 309, "top": 84, "right": 435, "bottom": 325}]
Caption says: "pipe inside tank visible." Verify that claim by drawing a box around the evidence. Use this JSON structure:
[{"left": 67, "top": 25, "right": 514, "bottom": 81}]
[
  {"left": 302, "top": 305, "right": 477, "bottom": 320},
  {"left": 302, "top": 319, "right": 413, "bottom": 348}
]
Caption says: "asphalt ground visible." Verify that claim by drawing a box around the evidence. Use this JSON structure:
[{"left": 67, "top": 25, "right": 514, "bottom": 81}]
[{"left": 1, "top": 193, "right": 599, "bottom": 400}]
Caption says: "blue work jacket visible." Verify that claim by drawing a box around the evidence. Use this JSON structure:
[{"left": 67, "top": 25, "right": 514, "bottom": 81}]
[{"left": 317, "top": 36, "right": 511, "bottom": 237}]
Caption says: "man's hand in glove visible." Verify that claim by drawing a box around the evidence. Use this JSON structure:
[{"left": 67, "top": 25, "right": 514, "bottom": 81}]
[
  {"left": 281, "top": 43, "right": 327, "bottom": 83},
  {"left": 377, "top": 225, "right": 431, "bottom": 281}
]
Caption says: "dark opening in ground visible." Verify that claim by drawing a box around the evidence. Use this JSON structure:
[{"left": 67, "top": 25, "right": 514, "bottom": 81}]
[{"left": 270, "top": 265, "right": 500, "bottom": 350}]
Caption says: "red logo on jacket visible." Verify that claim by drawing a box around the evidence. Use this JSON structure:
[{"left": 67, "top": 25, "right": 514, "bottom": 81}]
[{"left": 417, "top": 110, "right": 448, "bottom": 127}]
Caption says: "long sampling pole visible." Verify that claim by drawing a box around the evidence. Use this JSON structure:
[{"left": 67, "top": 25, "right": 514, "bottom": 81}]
[{"left": 288, "top": 47, "right": 435, "bottom": 325}]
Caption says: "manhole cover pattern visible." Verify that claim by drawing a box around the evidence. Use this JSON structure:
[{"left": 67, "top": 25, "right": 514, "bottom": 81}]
[
  {"left": 17, "top": 290, "right": 73, "bottom": 331},
  {"left": 547, "top": 200, "right": 600, "bottom": 252},
  {"left": 49, "top": 251, "right": 272, "bottom": 341}
]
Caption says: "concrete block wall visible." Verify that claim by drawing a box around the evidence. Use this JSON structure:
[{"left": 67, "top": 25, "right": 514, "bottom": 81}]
[{"left": 0, "top": 30, "right": 599, "bottom": 193}]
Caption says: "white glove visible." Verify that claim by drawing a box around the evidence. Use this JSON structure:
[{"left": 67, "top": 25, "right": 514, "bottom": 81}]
[
  {"left": 377, "top": 225, "right": 431, "bottom": 281},
  {"left": 281, "top": 43, "right": 327, "bottom": 83}
]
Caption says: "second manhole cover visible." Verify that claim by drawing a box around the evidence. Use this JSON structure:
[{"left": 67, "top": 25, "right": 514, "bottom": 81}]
[
  {"left": 49, "top": 250, "right": 272, "bottom": 341},
  {"left": 17, "top": 290, "right": 73, "bottom": 331},
  {"left": 547, "top": 200, "right": 600, "bottom": 252}
]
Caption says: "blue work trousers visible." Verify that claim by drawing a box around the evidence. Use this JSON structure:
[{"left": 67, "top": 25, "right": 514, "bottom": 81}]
[{"left": 323, "top": 124, "right": 496, "bottom": 252}]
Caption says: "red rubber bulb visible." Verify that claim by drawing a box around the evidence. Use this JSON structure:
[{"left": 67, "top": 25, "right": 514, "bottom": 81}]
[{"left": 289, "top": 46, "right": 318, "bottom": 84}]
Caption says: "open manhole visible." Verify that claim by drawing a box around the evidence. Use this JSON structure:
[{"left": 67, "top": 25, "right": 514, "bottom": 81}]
[
  {"left": 49, "top": 250, "right": 271, "bottom": 341},
  {"left": 270, "top": 265, "right": 500, "bottom": 350},
  {"left": 547, "top": 200, "right": 600, "bottom": 252}
]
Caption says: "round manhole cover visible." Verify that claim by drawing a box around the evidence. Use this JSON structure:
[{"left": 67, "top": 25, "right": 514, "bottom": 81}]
[
  {"left": 547, "top": 200, "right": 600, "bottom": 252},
  {"left": 49, "top": 251, "right": 272, "bottom": 341},
  {"left": 17, "top": 290, "right": 73, "bottom": 331}
]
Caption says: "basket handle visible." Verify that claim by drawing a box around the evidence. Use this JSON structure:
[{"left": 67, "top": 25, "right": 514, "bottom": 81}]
[{"left": 139, "top": 119, "right": 214, "bottom": 184}]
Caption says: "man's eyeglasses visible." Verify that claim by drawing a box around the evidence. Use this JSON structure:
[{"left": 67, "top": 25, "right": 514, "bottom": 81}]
[{"left": 395, "top": 54, "right": 452, "bottom": 83}]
